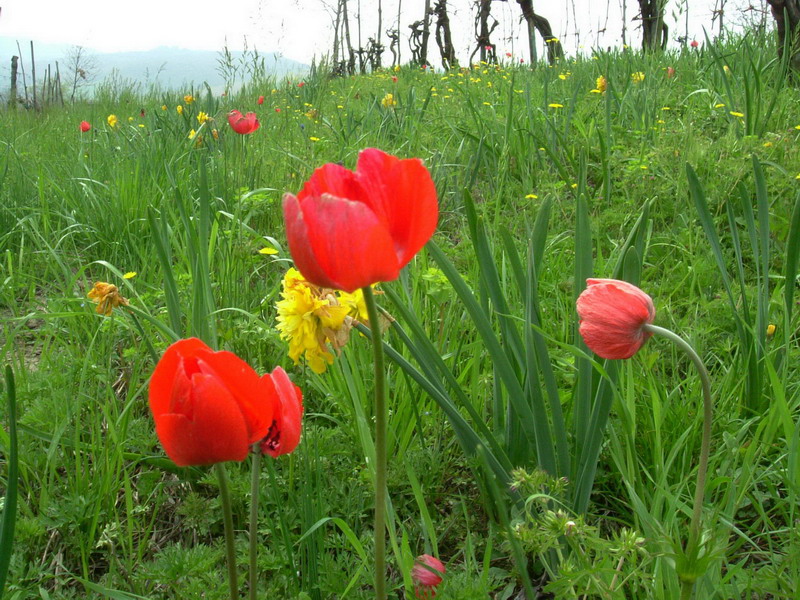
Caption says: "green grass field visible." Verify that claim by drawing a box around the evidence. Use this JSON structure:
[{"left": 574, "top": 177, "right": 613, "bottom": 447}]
[{"left": 1, "top": 32, "right": 799, "bottom": 599}]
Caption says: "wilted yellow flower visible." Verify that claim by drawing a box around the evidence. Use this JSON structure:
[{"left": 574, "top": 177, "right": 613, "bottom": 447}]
[
  {"left": 87, "top": 282, "right": 128, "bottom": 316},
  {"left": 338, "top": 289, "right": 370, "bottom": 323},
  {"left": 197, "top": 111, "right": 210, "bottom": 124},
  {"left": 275, "top": 268, "right": 351, "bottom": 374},
  {"left": 107, "top": 114, "right": 118, "bottom": 128},
  {"left": 176, "top": 105, "right": 183, "bottom": 115},
  {"left": 381, "top": 93, "right": 397, "bottom": 108},
  {"left": 631, "top": 71, "right": 645, "bottom": 84},
  {"left": 184, "top": 94, "right": 194, "bottom": 104},
  {"left": 766, "top": 324, "right": 776, "bottom": 337},
  {"left": 161, "top": 104, "right": 168, "bottom": 111}
]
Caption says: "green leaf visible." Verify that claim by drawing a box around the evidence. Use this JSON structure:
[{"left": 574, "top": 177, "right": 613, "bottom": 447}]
[{"left": 0, "top": 366, "right": 19, "bottom": 597}]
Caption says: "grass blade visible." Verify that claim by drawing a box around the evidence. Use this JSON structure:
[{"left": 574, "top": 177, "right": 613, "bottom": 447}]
[{"left": 0, "top": 365, "right": 19, "bottom": 596}]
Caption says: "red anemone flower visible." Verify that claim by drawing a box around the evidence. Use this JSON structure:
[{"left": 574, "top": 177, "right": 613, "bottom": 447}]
[
  {"left": 79, "top": 120, "right": 91, "bottom": 132},
  {"left": 227, "top": 109, "right": 260, "bottom": 135},
  {"left": 282, "top": 148, "right": 438, "bottom": 293},
  {"left": 257, "top": 95, "right": 265, "bottom": 105},
  {"left": 258, "top": 367, "right": 303, "bottom": 457},
  {"left": 149, "top": 338, "right": 302, "bottom": 466},
  {"left": 576, "top": 278, "right": 655, "bottom": 359},
  {"left": 412, "top": 554, "right": 445, "bottom": 599},
  {"left": 690, "top": 40, "right": 699, "bottom": 48}
]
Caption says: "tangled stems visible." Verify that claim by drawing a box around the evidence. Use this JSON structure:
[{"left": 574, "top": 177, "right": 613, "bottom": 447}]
[
  {"left": 362, "top": 286, "right": 387, "bottom": 600},
  {"left": 643, "top": 324, "right": 713, "bottom": 599},
  {"left": 214, "top": 463, "right": 239, "bottom": 600}
]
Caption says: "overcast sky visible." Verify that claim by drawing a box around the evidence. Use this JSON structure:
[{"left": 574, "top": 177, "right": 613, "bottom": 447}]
[{"left": 1, "top": 0, "right": 772, "bottom": 65}]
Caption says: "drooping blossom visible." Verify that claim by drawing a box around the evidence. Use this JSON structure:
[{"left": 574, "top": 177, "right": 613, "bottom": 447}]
[
  {"left": 282, "top": 148, "right": 438, "bottom": 293},
  {"left": 227, "top": 109, "right": 260, "bottom": 135},
  {"left": 576, "top": 278, "right": 655, "bottom": 359},
  {"left": 79, "top": 120, "right": 91, "bottom": 132},
  {"left": 412, "top": 554, "right": 445, "bottom": 599},
  {"left": 87, "top": 282, "right": 128, "bottom": 315},
  {"left": 148, "top": 338, "right": 303, "bottom": 466}
]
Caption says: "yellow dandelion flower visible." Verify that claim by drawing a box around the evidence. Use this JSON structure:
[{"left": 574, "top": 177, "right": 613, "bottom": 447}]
[
  {"left": 631, "top": 71, "right": 645, "bottom": 84},
  {"left": 87, "top": 282, "right": 128, "bottom": 316},
  {"left": 176, "top": 105, "right": 183, "bottom": 115},
  {"left": 548, "top": 103, "right": 564, "bottom": 108},
  {"left": 571, "top": 183, "right": 578, "bottom": 189},
  {"left": 107, "top": 114, "right": 118, "bottom": 128},
  {"left": 763, "top": 141, "right": 773, "bottom": 148},
  {"left": 714, "top": 103, "right": 726, "bottom": 108},
  {"left": 197, "top": 111, "right": 210, "bottom": 124},
  {"left": 123, "top": 272, "right": 137, "bottom": 279},
  {"left": 184, "top": 94, "right": 194, "bottom": 104},
  {"left": 766, "top": 324, "right": 776, "bottom": 337},
  {"left": 730, "top": 111, "right": 744, "bottom": 118},
  {"left": 794, "top": 125, "right": 800, "bottom": 130},
  {"left": 309, "top": 136, "right": 320, "bottom": 142}
]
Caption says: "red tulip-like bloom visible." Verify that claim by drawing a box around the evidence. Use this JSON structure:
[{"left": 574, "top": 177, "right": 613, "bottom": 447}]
[
  {"left": 412, "top": 554, "right": 445, "bottom": 599},
  {"left": 149, "top": 338, "right": 303, "bottom": 466},
  {"left": 282, "top": 148, "right": 438, "bottom": 293},
  {"left": 227, "top": 109, "right": 260, "bottom": 135},
  {"left": 79, "top": 120, "right": 91, "bottom": 132},
  {"left": 576, "top": 278, "right": 655, "bottom": 359},
  {"left": 258, "top": 366, "right": 304, "bottom": 457},
  {"left": 690, "top": 40, "right": 699, "bottom": 48},
  {"left": 257, "top": 95, "right": 265, "bottom": 105}
]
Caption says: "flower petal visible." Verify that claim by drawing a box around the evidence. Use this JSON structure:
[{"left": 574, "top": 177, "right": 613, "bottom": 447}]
[
  {"left": 283, "top": 192, "right": 399, "bottom": 292},
  {"left": 149, "top": 338, "right": 211, "bottom": 418},
  {"left": 355, "top": 148, "right": 438, "bottom": 267},
  {"left": 155, "top": 372, "right": 251, "bottom": 466}
]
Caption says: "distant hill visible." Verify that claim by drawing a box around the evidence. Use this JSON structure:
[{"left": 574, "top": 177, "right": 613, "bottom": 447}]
[{"left": 0, "top": 40, "right": 308, "bottom": 98}]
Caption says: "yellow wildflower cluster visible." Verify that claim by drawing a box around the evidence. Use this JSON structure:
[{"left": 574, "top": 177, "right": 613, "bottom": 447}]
[
  {"left": 87, "top": 282, "right": 129, "bottom": 315},
  {"left": 276, "top": 268, "right": 371, "bottom": 374},
  {"left": 631, "top": 71, "right": 645, "bottom": 84},
  {"left": 593, "top": 75, "right": 607, "bottom": 94},
  {"left": 381, "top": 93, "right": 397, "bottom": 108}
]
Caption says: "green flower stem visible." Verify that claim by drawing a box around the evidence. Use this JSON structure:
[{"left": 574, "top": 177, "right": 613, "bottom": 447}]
[
  {"left": 362, "top": 286, "right": 387, "bottom": 600},
  {"left": 215, "top": 462, "right": 239, "bottom": 600},
  {"left": 643, "top": 324, "right": 713, "bottom": 600},
  {"left": 249, "top": 448, "right": 262, "bottom": 600}
]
